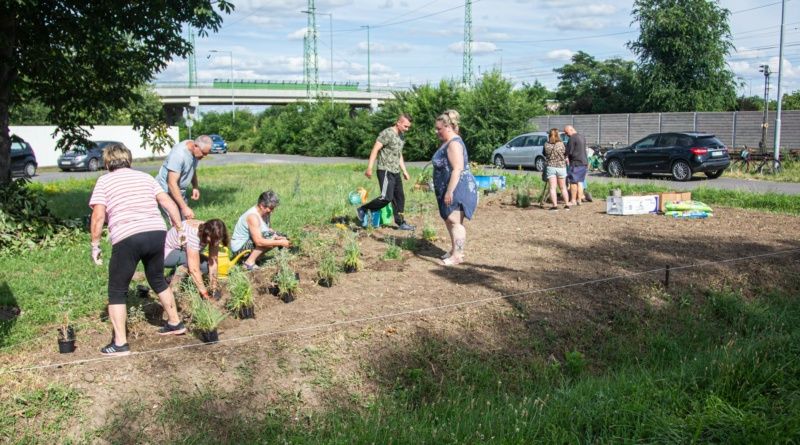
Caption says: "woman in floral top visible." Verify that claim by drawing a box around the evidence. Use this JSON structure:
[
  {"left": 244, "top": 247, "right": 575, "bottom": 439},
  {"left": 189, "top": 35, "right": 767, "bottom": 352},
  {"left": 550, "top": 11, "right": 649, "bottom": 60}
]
[{"left": 543, "top": 128, "right": 571, "bottom": 211}]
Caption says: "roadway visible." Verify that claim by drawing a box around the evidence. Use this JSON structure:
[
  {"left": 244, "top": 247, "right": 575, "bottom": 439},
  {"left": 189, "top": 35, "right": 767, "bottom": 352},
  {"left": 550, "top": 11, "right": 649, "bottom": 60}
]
[{"left": 32, "top": 152, "right": 800, "bottom": 195}]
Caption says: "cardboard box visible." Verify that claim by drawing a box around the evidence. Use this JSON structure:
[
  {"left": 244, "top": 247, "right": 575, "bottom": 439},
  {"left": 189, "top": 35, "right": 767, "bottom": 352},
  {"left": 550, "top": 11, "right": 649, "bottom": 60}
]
[
  {"left": 658, "top": 192, "right": 692, "bottom": 213},
  {"left": 606, "top": 195, "right": 659, "bottom": 215}
]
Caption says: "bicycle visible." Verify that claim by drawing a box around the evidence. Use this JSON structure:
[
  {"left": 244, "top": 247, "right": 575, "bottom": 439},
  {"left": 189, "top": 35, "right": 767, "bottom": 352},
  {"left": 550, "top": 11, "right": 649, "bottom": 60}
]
[
  {"left": 730, "top": 148, "right": 753, "bottom": 173},
  {"left": 753, "top": 152, "right": 783, "bottom": 175}
]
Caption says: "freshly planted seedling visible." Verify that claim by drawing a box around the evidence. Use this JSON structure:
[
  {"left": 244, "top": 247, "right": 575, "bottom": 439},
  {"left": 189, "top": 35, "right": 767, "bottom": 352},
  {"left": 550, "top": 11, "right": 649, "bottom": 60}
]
[
  {"left": 227, "top": 267, "right": 255, "bottom": 318},
  {"left": 191, "top": 293, "right": 227, "bottom": 343},
  {"left": 317, "top": 251, "right": 339, "bottom": 287},
  {"left": 515, "top": 187, "right": 532, "bottom": 208},
  {"left": 57, "top": 294, "right": 75, "bottom": 353},
  {"left": 275, "top": 250, "right": 300, "bottom": 302},
  {"left": 398, "top": 236, "right": 418, "bottom": 252},
  {"left": 422, "top": 224, "right": 438, "bottom": 243},
  {"left": 342, "top": 233, "right": 362, "bottom": 273},
  {"left": 382, "top": 237, "right": 402, "bottom": 260}
]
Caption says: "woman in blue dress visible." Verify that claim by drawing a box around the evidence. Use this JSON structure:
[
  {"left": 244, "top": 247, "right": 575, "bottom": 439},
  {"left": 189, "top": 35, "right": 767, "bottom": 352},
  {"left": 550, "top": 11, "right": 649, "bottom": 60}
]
[{"left": 431, "top": 109, "right": 478, "bottom": 266}]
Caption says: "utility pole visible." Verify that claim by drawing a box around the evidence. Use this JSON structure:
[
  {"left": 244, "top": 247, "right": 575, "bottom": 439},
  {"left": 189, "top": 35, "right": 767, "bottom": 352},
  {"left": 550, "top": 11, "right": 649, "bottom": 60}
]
[
  {"left": 361, "top": 25, "right": 371, "bottom": 92},
  {"left": 305, "top": 10, "right": 334, "bottom": 101},
  {"left": 759, "top": 64, "right": 771, "bottom": 150},
  {"left": 773, "top": 0, "right": 786, "bottom": 166},
  {"left": 462, "top": 0, "right": 473, "bottom": 86},
  {"left": 187, "top": 26, "right": 197, "bottom": 88},
  {"left": 303, "top": 0, "right": 319, "bottom": 99}
]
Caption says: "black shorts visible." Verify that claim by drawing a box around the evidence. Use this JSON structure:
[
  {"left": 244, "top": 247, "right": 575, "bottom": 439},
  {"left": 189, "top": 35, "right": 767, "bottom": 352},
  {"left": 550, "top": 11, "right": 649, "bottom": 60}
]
[{"left": 108, "top": 231, "right": 168, "bottom": 305}]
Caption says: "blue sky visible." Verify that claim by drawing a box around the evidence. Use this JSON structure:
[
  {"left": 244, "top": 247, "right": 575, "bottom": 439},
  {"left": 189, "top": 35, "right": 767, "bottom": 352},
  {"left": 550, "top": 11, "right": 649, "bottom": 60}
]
[{"left": 157, "top": 0, "right": 799, "bottom": 101}]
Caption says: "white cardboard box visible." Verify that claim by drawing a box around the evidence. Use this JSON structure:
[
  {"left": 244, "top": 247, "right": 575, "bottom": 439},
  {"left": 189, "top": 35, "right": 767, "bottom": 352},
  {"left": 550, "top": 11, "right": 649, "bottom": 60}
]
[{"left": 606, "top": 195, "right": 659, "bottom": 215}]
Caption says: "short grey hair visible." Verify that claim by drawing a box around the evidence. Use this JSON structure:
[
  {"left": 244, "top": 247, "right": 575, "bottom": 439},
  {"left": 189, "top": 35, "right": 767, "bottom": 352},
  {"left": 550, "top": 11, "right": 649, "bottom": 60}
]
[
  {"left": 195, "top": 135, "right": 213, "bottom": 151},
  {"left": 258, "top": 190, "right": 280, "bottom": 208}
]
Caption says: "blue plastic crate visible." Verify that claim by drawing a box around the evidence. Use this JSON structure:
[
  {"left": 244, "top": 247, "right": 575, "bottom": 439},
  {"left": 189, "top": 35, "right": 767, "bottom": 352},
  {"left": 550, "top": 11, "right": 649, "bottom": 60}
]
[{"left": 473, "top": 175, "right": 506, "bottom": 190}]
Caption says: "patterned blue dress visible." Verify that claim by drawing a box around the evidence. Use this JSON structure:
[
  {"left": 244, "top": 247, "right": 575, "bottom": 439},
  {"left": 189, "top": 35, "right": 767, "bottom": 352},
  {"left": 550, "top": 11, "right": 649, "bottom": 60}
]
[{"left": 432, "top": 136, "right": 478, "bottom": 220}]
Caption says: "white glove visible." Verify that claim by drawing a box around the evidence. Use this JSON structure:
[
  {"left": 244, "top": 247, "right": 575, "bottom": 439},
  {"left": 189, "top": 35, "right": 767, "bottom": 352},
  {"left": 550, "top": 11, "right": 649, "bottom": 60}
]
[{"left": 91, "top": 242, "right": 102, "bottom": 265}]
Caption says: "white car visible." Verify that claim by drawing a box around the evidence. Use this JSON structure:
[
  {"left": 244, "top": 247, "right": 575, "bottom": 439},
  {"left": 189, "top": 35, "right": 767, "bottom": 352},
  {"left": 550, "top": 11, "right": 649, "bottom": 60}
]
[{"left": 491, "top": 131, "right": 569, "bottom": 171}]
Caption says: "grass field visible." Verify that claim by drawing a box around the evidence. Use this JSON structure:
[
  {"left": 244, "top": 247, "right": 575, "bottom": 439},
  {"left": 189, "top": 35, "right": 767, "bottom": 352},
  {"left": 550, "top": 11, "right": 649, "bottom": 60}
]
[{"left": 2, "top": 164, "right": 800, "bottom": 442}]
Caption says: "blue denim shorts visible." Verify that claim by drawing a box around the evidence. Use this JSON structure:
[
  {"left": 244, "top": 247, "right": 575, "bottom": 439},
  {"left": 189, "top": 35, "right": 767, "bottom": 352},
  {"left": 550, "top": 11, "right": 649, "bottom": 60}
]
[{"left": 546, "top": 166, "right": 567, "bottom": 179}]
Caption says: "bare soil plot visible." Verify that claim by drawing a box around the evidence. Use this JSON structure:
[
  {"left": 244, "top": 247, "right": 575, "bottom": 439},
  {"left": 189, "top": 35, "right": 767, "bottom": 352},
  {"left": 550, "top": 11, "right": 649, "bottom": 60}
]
[{"left": 2, "top": 192, "right": 799, "bottom": 440}]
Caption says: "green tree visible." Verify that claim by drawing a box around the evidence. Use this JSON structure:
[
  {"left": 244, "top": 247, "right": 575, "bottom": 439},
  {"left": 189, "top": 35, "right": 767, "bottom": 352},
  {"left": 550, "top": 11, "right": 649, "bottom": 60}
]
[
  {"left": 459, "top": 71, "right": 541, "bottom": 163},
  {"left": 782, "top": 90, "right": 800, "bottom": 110},
  {"left": 628, "top": 0, "right": 736, "bottom": 112},
  {"left": 554, "top": 51, "right": 639, "bottom": 114},
  {"left": 1, "top": 1, "right": 233, "bottom": 183},
  {"left": 9, "top": 99, "right": 50, "bottom": 125}
]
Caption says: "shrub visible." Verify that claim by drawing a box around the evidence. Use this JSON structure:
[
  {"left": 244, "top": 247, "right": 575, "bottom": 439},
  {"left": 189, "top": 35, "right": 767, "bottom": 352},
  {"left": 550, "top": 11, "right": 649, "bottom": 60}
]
[
  {"left": 0, "top": 179, "right": 79, "bottom": 253},
  {"left": 422, "top": 224, "right": 438, "bottom": 242},
  {"left": 275, "top": 250, "right": 299, "bottom": 297}
]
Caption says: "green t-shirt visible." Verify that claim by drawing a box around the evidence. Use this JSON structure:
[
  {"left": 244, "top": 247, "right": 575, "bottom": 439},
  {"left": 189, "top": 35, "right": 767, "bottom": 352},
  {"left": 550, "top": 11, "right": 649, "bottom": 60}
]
[{"left": 376, "top": 127, "right": 405, "bottom": 173}]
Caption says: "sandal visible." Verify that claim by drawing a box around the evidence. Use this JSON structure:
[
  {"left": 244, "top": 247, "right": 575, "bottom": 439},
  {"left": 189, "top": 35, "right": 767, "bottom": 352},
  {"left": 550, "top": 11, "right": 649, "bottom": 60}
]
[
  {"left": 440, "top": 252, "right": 451, "bottom": 260},
  {"left": 441, "top": 256, "right": 463, "bottom": 266}
]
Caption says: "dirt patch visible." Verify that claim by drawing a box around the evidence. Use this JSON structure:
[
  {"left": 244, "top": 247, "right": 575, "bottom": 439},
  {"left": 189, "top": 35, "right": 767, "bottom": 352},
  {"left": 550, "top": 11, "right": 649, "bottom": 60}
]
[{"left": 2, "top": 191, "right": 800, "bottom": 439}]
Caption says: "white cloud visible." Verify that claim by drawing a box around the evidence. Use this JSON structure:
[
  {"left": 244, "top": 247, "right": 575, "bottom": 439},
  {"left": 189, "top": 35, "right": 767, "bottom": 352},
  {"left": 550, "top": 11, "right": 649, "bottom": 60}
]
[
  {"left": 546, "top": 49, "right": 575, "bottom": 61},
  {"left": 448, "top": 41, "right": 497, "bottom": 54},
  {"left": 243, "top": 15, "right": 276, "bottom": 27},
  {"left": 733, "top": 47, "right": 767, "bottom": 59},
  {"left": 484, "top": 32, "right": 511, "bottom": 40},
  {"left": 769, "top": 57, "right": 800, "bottom": 78},
  {"left": 287, "top": 27, "right": 308, "bottom": 40},
  {"left": 729, "top": 61, "right": 751, "bottom": 73},
  {"left": 584, "top": 4, "right": 617, "bottom": 15},
  {"left": 355, "top": 41, "right": 412, "bottom": 54},
  {"left": 553, "top": 16, "right": 610, "bottom": 30}
]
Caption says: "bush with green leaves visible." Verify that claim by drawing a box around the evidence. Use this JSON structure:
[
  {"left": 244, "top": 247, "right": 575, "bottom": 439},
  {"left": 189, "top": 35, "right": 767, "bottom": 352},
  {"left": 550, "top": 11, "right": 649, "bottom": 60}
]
[
  {"left": 422, "top": 224, "right": 438, "bottom": 242},
  {"left": 226, "top": 267, "right": 254, "bottom": 312},
  {"left": 190, "top": 293, "right": 227, "bottom": 332},
  {"left": 0, "top": 179, "right": 79, "bottom": 253}
]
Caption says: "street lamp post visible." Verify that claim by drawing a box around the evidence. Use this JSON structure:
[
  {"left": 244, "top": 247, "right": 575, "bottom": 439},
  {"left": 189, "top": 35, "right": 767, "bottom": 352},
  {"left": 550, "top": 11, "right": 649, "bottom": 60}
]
[
  {"left": 209, "top": 50, "right": 235, "bottom": 122},
  {"left": 773, "top": 0, "right": 786, "bottom": 167},
  {"left": 361, "top": 25, "right": 371, "bottom": 92},
  {"left": 758, "top": 64, "right": 771, "bottom": 150}
]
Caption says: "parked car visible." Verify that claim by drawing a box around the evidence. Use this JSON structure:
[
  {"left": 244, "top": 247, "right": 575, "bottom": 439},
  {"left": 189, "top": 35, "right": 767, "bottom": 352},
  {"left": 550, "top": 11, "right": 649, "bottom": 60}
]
[
  {"left": 57, "top": 140, "right": 125, "bottom": 171},
  {"left": 210, "top": 134, "right": 227, "bottom": 154},
  {"left": 603, "top": 132, "right": 730, "bottom": 181},
  {"left": 10, "top": 135, "right": 38, "bottom": 178},
  {"left": 491, "top": 131, "right": 569, "bottom": 171}
]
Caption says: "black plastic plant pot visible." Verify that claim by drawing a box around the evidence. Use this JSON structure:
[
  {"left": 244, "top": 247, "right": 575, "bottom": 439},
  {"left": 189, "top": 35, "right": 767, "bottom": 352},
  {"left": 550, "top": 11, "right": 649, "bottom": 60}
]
[
  {"left": 268, "top": 286, "right": 279, "bottom": 296},
  {"left": 281, "top": 292, "right": 295, "bottom": 304},
  {"left": 239, "top": 306, "right": 255, "bottom": 319},
  {"left": 57, "top": 326, "right": 76, "bottom": 353},
  {"left": 58, "top": 339, "right": 76, "bottom": 353},
  {"left": 318, "top": 278, "right": 333, "bottom": 288},
  {"left": 137, "top": 285, "right": 150, "bottom": 299},
  {"left": 200, "top": 330, "right": 219, "bottom": 343},
  {"left": 344, "top": 265, "right": 357, "bottom": 274}
]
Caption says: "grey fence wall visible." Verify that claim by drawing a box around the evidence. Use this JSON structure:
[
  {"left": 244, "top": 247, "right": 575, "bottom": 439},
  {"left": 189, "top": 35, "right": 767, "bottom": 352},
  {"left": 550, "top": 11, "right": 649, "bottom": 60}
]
[{"left": 532, "top": 111, "right": 800, "bottom": 149}]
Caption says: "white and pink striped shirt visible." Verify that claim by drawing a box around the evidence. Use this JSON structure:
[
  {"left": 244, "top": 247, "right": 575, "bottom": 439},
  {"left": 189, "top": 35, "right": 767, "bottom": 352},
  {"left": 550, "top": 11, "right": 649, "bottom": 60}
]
[{"left": 89, "top": 168, "right": 167, "bottom": 245}]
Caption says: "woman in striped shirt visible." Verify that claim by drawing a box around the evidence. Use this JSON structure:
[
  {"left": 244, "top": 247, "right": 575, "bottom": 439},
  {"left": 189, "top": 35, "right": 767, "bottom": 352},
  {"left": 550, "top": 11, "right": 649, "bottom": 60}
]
[{"left": 89, "top": 144, "right": 188, "bottom": 356}]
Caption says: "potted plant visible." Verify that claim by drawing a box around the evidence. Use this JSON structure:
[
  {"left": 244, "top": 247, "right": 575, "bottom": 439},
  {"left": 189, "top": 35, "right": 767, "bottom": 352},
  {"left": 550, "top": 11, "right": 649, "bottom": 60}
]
[
  {"left": 191, "top": 294, "right": 227, "bottom": 343},
  {"left": 227, "top": 267, "right": 255, "bottom": 319},
  {"left": 316, "top": 251, "right": 339, "bottom": 288},
  {"left": 136, "top": 284, "right": 150, "bottom": 300},
  {"left": 275, "top": 256, "right": 300, "bottom": 303},
  {"left": 414, "top": 164, "right": 433, "bottom": 192},
  {"left": 56, "top": 309, "right": 76, "bottom": 354},
  {"left": 342, "top": 233, "right": 362, "bottom": 273}
]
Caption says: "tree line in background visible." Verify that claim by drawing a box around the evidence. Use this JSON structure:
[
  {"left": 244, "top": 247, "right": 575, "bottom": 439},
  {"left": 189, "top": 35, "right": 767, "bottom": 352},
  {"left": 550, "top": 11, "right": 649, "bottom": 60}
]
[{"left": 183, "top": 72, "right": 549, "bottom": 164}]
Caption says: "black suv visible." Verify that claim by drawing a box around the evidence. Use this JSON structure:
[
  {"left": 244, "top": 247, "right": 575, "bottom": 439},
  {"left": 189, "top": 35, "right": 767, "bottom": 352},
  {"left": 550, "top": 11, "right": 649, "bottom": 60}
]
[
  {"left": 10, "top": 135, "right": 38, "bottom": 178},
  {"left": 603, "top": 132, "right": 730, "bottom": 181}
]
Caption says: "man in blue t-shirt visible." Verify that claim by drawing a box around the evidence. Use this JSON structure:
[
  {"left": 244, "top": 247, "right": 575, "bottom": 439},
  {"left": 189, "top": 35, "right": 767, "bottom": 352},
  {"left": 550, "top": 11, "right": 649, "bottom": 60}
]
[{"left": 156, "top": 135, "right": 212, "bottom": 219}]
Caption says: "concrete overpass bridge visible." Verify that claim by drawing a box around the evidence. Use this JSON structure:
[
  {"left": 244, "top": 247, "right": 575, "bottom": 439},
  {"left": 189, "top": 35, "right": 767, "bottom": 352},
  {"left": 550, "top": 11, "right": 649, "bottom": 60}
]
[{"left": 153, "top": 81, "right": 396, "bottom": 122}]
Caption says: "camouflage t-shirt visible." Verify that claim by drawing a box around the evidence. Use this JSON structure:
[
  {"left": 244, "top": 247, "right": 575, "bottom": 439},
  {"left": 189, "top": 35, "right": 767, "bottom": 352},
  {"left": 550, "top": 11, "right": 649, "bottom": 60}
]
[{"left": 376, "top": 127, "right": 405, "bottom": 173}]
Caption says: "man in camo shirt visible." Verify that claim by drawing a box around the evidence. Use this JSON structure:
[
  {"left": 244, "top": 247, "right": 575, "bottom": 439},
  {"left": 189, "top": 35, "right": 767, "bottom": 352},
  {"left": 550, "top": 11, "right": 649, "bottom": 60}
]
[{"left": 357, "top": 114, "right": 415, "bottom": 230}]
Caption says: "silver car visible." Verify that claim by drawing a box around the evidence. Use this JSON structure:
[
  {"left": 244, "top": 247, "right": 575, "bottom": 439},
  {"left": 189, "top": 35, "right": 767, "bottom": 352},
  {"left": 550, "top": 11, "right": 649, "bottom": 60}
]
[{"left": 491, "top": 131, "right": 569, "bottom": 171}]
